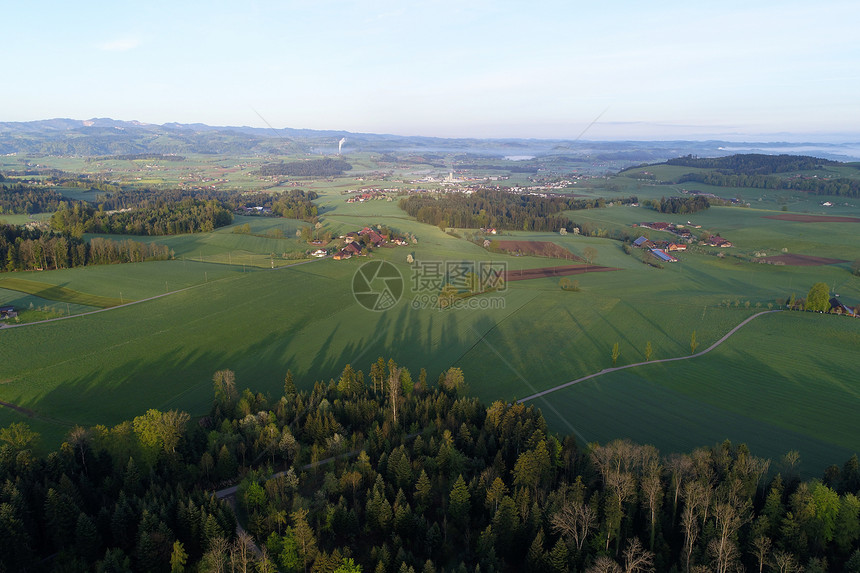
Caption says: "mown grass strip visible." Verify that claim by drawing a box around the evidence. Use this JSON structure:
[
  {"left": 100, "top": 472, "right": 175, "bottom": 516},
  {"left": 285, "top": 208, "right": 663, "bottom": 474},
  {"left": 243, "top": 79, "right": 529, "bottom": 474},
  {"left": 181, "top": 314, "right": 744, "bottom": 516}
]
[{"left": 0, "top": 277, "right": 126, "bottom": 308}]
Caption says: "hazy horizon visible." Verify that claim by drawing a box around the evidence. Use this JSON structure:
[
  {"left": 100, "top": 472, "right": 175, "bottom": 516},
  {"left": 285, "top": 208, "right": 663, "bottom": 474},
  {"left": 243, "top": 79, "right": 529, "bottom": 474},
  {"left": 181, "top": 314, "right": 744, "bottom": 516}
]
[{"left": 6, "top": 116, "right": 860, "bottom": 149}]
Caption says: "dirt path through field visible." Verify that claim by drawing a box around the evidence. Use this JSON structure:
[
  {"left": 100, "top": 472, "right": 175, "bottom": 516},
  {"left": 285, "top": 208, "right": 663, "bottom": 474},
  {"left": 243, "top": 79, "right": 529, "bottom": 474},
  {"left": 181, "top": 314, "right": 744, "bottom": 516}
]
[{"left": 517, "top": 309, "right": 782, "bottom": 403}]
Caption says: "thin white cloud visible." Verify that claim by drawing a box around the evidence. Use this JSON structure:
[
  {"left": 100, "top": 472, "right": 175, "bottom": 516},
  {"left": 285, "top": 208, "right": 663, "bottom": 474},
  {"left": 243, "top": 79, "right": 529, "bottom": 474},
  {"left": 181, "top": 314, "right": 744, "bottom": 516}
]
[{"left": 97, "top": 37, "right": 141, "bottom": 52}]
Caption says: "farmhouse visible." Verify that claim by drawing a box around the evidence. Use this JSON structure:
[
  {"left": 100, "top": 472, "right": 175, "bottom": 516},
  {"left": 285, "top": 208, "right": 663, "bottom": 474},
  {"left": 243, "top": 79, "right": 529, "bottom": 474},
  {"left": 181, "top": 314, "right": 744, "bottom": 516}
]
[
  {"left": 650, "top": 249, "right": 678, "bottom": 263},
  {"left": 706, "top": 235, "right": 732, "bottom": 248},
  {"left": 333, "top": 249, "right": 351, "bottom": 260},
  {"left": 667, "top": 243, "right": 687, "bottom": 252},
  {"left": 829, "top": 297, "right": 857, "bottom": 317},
  {"left": 359, "top": 227, "right": 387, "bottom": 247},
  {"left": 632, "top": 236, "right": 654, "bottom": 249},
  {"left": 345, "top": 242, "right": 363, "bottom": 256},
  {"left": 311, "top": 249, "right": 327, "bottom": 258},
  {"left": 0, "top": 305, "right": 17, "bottom": 319}
]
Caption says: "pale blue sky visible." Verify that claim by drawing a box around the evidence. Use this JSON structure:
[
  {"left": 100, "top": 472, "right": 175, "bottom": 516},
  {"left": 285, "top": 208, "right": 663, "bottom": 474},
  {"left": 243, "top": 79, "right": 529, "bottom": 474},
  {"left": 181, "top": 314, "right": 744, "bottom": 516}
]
[{"left": 4, "top": 0, "right": 858, "bottom": 140}]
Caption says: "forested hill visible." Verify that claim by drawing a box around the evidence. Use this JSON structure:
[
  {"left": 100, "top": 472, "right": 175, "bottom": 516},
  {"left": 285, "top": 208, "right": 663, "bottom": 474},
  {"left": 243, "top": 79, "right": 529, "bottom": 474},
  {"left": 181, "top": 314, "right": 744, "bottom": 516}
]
[
  {"left": 2, "top": 361, "right": 860, "bottom": 572},
  {"left": 645, "top": 154, "right": 860, "bottom": 198},
  {"left": 666, "top": 154, "right": 839, "bottom": 174}
]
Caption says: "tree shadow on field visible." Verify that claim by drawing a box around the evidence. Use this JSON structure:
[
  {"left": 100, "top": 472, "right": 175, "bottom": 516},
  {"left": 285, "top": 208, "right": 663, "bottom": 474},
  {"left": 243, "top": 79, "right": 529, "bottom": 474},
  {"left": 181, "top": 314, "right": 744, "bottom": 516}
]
[
  {"left": 651, "top": 340, "right": 859, "bottom": 478},
  {"left": 23, "top": 283, "right": 479, "bottom": 442},
  {"left": 615, "top": 298, "right": 683, "bottom": 355}
]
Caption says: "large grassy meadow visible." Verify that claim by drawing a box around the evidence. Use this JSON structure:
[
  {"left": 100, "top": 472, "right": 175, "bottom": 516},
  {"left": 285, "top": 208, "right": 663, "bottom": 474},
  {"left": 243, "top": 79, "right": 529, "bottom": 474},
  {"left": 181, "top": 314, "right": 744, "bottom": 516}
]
[{"left": 1, "top": 154, "right": 859, "bottom": 474}]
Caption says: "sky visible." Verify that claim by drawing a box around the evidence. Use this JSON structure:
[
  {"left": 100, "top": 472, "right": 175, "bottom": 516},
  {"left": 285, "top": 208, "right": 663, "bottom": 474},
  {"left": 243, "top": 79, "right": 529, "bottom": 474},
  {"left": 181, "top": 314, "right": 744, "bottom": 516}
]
[{"left": 4, "top": 0, "right": 859, "bottom": 141}]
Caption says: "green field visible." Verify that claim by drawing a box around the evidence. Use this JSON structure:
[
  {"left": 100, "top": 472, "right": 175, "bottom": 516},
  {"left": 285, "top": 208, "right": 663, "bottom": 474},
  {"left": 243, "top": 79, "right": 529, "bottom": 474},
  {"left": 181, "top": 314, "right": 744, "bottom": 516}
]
[
  {"left": 1, "top": 153, "right": 859, "bottom": 475},
  {"left": 534, "top": 312, "right": 860, "bottom": 476},
  {"left": 0, "top": 277, "right": 124, "bottom": 307},
  {"left": 83, "top": 216, "right": 315, "bottom": 268}
]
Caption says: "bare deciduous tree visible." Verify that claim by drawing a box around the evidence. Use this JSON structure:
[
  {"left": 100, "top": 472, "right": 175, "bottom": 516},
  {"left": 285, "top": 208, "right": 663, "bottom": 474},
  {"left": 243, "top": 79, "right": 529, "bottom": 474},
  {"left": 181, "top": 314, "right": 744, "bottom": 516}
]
[
  {"left": 622, "top": 538, "right": 655, "bottom": 573},
  {"left": 551, "top": 499, "right": 597, "bottom": 552},
  {"left": 388, "top": 367, "right": 401, "bottom": 424},
  {"left": 587, "top": 555, "right": 622, "bottom": 573},
  {"left": 751, "top": 535, "right": 771, "bottom": 573}
]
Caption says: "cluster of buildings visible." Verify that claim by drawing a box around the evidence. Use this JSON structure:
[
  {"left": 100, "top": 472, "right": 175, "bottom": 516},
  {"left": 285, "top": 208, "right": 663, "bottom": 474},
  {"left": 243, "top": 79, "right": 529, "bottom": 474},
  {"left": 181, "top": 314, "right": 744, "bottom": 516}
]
[
  {"left": 332, "top": 227, "right": 409, "bottom": 260},
  {"left": 344, "top": 188, "right": 396, "bottom": 203},
  {"left": 632, "top": 236, "right": 681, "bottom": 263},
  {"left": 633, "top": 222, "right": 732, "bottom": 248}
]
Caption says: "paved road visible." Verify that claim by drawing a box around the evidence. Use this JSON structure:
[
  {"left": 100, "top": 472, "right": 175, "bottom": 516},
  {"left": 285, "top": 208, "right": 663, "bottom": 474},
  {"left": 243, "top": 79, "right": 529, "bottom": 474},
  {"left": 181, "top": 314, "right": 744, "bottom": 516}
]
[{"left": 517, "top": 309, "right": 782, "bottom": 404}]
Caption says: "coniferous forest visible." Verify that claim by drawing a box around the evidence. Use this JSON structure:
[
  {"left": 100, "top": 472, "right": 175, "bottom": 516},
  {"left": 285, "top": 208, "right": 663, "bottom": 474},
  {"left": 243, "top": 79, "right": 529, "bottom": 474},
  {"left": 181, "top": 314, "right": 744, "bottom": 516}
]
[
  {"left": 399, "top": 191, "right": 638, "bottom": 232},
  {"left": 259, "top": 159, "right": 353, "bottom": 178},
  {"left": 0, "top": 183, "right": 65, "bottom": 214},
  {"left": 646, "top": 196, "right": 711, "bottom": 215},
  {"left": 1, "top": 361, "right": 859, "bottom": 573},
  {"left": 49, "top": 198, "right": 234, "bottom": 237}
]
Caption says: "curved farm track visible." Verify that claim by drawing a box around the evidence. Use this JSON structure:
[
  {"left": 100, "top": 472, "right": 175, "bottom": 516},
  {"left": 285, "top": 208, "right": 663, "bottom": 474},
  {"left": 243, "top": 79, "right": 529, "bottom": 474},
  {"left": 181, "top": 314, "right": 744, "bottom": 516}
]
[{"left": 518, "top": 310, "right": 782, "bottom": 403}]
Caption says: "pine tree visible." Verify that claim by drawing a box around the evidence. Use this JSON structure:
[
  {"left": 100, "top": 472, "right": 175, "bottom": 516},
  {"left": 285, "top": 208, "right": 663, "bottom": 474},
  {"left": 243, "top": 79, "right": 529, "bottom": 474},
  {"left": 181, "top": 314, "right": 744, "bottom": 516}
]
[
  {"left": 548, "top": 537, "right": 569, "bottom": 573},
  {"left": 284, "top": 370, "right": 297, "bottom": 398},
  {"left": 170, "top": 540, "right": 188, "bottom": 573},
  {"left": 75, "top": 513, "right": 101, "bottom": 562},
  {"left": 449, "top": 474, "right": 471, "bottom": 527},
  {"left": 526, "top": 528, "right": 547, "bottom": 572},
  {"left": 291, "top": 508, "right": 317, "bottom": 573},
  {"left": 415, "top": 470, "right": 432, "bottom": 512}
]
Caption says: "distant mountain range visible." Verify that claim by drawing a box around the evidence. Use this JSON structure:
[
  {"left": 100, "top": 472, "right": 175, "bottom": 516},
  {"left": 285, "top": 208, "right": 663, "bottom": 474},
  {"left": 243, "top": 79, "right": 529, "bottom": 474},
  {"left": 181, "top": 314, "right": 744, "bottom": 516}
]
[{"left": 2, "top": 118, "right": 859, "bottom": 162}]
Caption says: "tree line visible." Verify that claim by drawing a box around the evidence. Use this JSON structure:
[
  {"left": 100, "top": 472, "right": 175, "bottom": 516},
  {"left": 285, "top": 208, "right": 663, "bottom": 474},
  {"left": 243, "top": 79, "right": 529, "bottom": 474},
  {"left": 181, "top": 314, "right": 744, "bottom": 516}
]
[
  {"left": 0, "top": 182, "right": 65, "bottom": 214},
  {"left": 643, "top": 196, "right": 711, "bottom": 214},
  {"left": 50, "top": 198, "right": 233, "bottom": 237},
  {"left": 1, "top": 224, "right": 171, "bottom": 271},
  {"left": 2, "top": 360, "right": 859, "bottom": 572},
  {"left": 400, "top": 190, "right": 638, "bottom": 232},
  {"left": 259, "top": 158, "right": 353, "bottom": 177}
]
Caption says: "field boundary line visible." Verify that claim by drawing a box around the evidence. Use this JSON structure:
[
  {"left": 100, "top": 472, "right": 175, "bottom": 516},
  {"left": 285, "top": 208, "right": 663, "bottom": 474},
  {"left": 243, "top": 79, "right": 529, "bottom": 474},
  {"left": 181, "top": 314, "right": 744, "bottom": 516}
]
[{"left": 517, "top": 309, "right": 782, "bottom": 404}]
